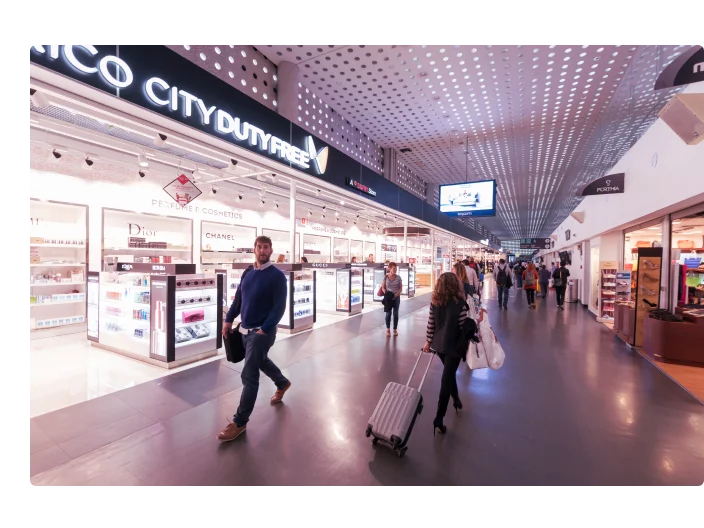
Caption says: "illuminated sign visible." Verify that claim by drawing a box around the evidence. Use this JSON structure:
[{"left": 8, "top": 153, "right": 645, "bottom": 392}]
[
  {"left": 30, "top": 45, "right": 324, "bottom": 173},
  {"left": 345, "top": 178, "right": 377, "bottom": 197}
]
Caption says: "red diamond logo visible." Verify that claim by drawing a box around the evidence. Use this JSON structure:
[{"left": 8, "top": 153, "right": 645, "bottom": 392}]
[{"left": 177, "top": 174, "right": 190, "bottom": 184}]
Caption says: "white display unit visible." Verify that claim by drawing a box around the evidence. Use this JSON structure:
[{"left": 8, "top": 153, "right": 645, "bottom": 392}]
[
  {"left": 201, "top": 220, "right": 256, "bottom": 271},
  {"left": 302, "top": 234, "right": 331, "bottom": 263},
  {"left": 30, "top": 199, "right": 88, "bottom": 339},
  {"left": 364, "top": 241, "right": 377, "bottom": 263},
  {"left": 263, "top": 229, "right": 300, "bottom": 263},
  {"left": 333, "top": 237, "right": 350, "bottom": 263},
  {"left": 102, "top": 208, "right": 193, "bottom": 270},
  {"left": 351, "top": 240, "right": 364, "bottom": 262}
]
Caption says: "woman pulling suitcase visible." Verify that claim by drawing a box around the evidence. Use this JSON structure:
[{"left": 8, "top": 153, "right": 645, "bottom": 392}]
[{"left": 422, "top": 272, "right": 482, "bottom": 435}]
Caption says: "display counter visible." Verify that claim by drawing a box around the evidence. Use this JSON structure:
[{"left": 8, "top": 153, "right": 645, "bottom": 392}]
[
  {"left": 396, "top": 263, "right": 416, "bottom": 298},
  {"left": 275, "top": 264, "right": 316, "bottom": 333},
  {"left": 303, "top": 263, "right": 363, "bottom": 315},
  {"left": 200, "top": 221, "right": 256, "bottom": 271},
  {"left": 89, "top": 263, "right": 222, "bottom": 368},
  {"left": 643, "top": 312, "right": 704, "bottom": 365},
  {"left": 353, "top": 262, "right": 386, "bottom": 303}
]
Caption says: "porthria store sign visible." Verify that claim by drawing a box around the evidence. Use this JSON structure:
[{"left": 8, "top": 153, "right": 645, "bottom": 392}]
[{"left": 30, "top": 45, "right": 328, "bottom": 175}]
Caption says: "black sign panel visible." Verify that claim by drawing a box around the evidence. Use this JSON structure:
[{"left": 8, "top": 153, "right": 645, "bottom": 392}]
[
  {"left": 519, "top": 238, "right": 551, "bottom": 249},
  {"left": 654, "top": 46, "right": 704, "bottom": 90},
  {"left": 581, "top": 173, "right": 625, "bottom": 196}
]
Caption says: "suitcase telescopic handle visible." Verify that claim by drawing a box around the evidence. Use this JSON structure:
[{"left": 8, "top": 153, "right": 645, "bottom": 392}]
[{"left": 407, "top": 348, "right": 435, "bottom": 390}]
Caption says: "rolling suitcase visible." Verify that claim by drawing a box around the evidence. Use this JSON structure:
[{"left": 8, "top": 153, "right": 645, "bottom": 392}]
[{"left": 365, "top": 349, "right": 435, "bottom": 458}]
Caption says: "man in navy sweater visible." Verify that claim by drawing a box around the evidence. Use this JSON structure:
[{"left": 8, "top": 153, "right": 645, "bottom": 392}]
[{"left": 217, "top": 236, "right": 290, "bottom": 442}]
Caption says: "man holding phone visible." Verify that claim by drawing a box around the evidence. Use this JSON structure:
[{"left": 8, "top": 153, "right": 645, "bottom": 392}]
[{"left": 218, "top": 236, "right": 290, "bottom": 442}]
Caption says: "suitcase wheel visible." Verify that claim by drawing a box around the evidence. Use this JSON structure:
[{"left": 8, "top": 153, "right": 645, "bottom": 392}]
[
  {"left": 372, "top": 437, "right": 379, "bottom": 445},
  {"left": 365, "top": 426, "right": 372, "bottom": 438},
  {"left": 397, "top": 447, "right": 407, "bottom": 458}
]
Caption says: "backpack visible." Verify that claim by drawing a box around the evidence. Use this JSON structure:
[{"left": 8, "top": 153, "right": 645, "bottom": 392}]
[
  {"left": 524, "top": 271, "right": 536, "bottom": 287},
  {"left": 496, "top": 266, "right": 507, "bottom": 287}
]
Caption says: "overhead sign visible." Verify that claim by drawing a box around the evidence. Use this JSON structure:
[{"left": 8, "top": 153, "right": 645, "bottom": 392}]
[
  {"left": 654, "top": 45, "right": 704, "bottom": 90},
  {"left": 30, "top": 45, "right": 327, "bottom": 175},
  {"left": 163, "top": 174, "right": 201, "bottom": 206},
  {"left": 581, "top": 173, "right": 625, "bottom": 196},
  {"left": 346, "top": 178, "right": 377, "bottom": 197},
  {"left": 519, "top": 238, "right": 551, "bottom": 249}
]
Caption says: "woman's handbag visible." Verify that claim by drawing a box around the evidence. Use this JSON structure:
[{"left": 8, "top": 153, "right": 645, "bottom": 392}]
[
  {"left": 376, "top": 274, "right": 387, "bottom": 297},
  {"left": 224, "top": 323, "right": 246, "bottom": 363}
]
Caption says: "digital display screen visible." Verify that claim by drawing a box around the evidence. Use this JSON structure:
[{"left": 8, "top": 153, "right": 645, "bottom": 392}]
[{"left": 439, "top": 180, "right": 497, "bottom": 217}]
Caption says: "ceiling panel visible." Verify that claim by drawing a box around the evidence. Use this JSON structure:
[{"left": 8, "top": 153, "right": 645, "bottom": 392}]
[{"left": 258, "top": 45, "right": 691, "bottom": 239}]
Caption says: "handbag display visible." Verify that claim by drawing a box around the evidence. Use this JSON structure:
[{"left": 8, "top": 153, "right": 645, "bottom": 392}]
[
  {"left": 678, "top": 240, "right": 695, "bottom": 249},
  {"left": 224, "top": 323, "right": 246, "bottom": 363}
]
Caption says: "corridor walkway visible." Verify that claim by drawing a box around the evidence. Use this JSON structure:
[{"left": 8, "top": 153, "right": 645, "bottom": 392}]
[{"left": 30, "top": 281, "right": 704, "bottom": 485}]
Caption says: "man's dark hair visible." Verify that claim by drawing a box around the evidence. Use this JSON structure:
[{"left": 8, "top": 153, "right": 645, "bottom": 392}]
[
  {"left": 499, "top": 258, "right": 505, "bottom": 264},
  {"left": 462, "top": 259, "right": 470, "bottom": 266},
  {"left": 255, "top": 235, "right": 273, "bottom": 248},
  {"left": 560, "top": 261, "right": 566, "bottom": 267}
]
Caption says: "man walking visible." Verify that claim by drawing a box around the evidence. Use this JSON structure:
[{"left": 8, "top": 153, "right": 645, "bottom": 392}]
[
  {"left": 493, "top": 258, "right": 511, "bottom": 309},
  {"left": 514, "top": 261, "right": 525, "bottom": 290},
  {"left": 552, "top": 260, "right": 570, "bottom": 310},
  {"left": 218, "top": 236, "right": 290, "bottom": 442},
  {"left": 538, "top": 264, "right": 551, "bottom": 299}
]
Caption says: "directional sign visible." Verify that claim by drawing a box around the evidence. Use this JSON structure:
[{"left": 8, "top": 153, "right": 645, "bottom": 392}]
[{"left": 519, "top": 238, "right": 551, "bottom": 249}]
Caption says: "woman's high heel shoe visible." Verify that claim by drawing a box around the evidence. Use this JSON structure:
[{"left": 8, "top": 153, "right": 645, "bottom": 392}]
[
  {"left": 453, "top": 399, "right": 463, "bottom": 414},
  {"left": 433, "top": 418, "right": 447, "bottom": 436}
]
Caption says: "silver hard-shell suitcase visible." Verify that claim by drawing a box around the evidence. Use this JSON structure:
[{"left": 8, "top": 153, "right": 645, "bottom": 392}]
[{"left": 365, "top": 349, "right": 435, "bottom": 457}]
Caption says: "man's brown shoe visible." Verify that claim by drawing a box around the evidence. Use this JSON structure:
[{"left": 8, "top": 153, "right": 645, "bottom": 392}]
[
  {"left": 217, "top": 421, "right": 246, "bottom": 442},
  {"left": 271, "top": 381, "right": 292, "bottom": 404}
]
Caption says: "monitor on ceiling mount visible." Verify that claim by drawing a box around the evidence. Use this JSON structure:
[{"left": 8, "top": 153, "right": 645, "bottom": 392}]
[{"left": 439, "top": 180, "right": 497, "bottom": 217}]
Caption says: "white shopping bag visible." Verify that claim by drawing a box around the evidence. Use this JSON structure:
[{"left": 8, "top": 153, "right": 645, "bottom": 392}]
[
  {"left": 479, "top": 318, "right": 505, "bottom": 370},
  {"left": 467, "top": 340, "right": 489, "bottom": 370}
]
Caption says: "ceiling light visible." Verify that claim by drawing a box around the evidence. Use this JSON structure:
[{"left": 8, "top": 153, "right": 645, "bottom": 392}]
[
  {"left": 51, "top": 149, "right": 62, "bottom": 161},
  {"left": 153, "top": 133, "right": 167, "bottom": 147},
  {"left": 84, "top": 156, "right": 94, "bottom": 169},
  {"left": 322, "top": 205, "right": 326, "bottom": 211},
  {"left": 137, "top": 154, "right": 149, "bottom": 167},
  {"left": 340, "top": 200, "right": 345, "bottom": 205},
  {"left": 316, "top": 189, "right": 321, "bottom": 197},
  {"left": 335, "top": 211, "right": 339, "bottom": 216},
  {"left": 237, "top": 194, "right": 243, "bottom": 201},
  {"left": 309, "top": 210, "right": 313, "bottom": 216},
  {"left": 212, "top": 186, "right": 218, "bottom": 195},
  {"left": 230, "top": 158, "right": 238, "bottom": 167},
  {"left": 138, "top": 170, "right": 146, "bottom": 178},
  {"left": 30, "top": 88, "right": 50, "bottom": 108},
  {"left": 274, "top": 201, "right": 279, "bottom": 209}
]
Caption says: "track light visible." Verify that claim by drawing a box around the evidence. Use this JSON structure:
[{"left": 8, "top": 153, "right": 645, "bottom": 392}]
[
  {"left": 230, "top": 158, "right": 238, "bottom": 166},
  {"left": 84, "top": 156, "right": 94, "bottom": 169},
  {"left": 356, "top": 214, "right": 360, "bottom": 218},
  {"left": 345, "top": 219, "right": 349, "bottom": 224},
  {"left": 51, "top": 149, "right": 62, "bottom": 160},
  {"left": 321, "top": 214, "right": 326, "bottom": 219},
  {"left": 212, "top": 186, "right": 218, "bottom": 195},
  {"left": 237, "top": 195, "right": 243, "bottom": 201},
  {"left": 274, "top": 201, "right": 280, "bottom": 209},
  {"left": 30, "top": 88, "right": 50, "bottom": 108},
  {"left": 261, "top": 199, "right": 266, "bottom": 205},
  {"left": 309, "top": 210, "right": 313, "bottom": 216},
  {"left": 316, "top": 189, "right": 321, "bottom": 197},
  {"left": 138, "top": 170, "right": 146, "bottom": 178},
  {"left": 340, "top": 200, "right": 345, "bottom": 205},
  {"left": 153, "top": 133, "right": 167, "bottom": 147},
  {"left": 138, "top": 153, "right": 149, "bottom": 167},
  {"left": 322, "top": 205, "right": 326, "bottom": 211},
  {"left": 335, "top": 211, "right": 339, "bottom": 216}
]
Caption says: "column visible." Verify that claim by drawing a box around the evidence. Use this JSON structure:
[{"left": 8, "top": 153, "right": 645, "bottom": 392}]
[
  {"left": 289, "top": 181, "right": 297, "bottom": 263},
  {"left": 430, "top": 231, "right": 435, "bottom": 290},
  {"left": 403, "top": 220, "right": 408, "bottom": 263},
  {"left": 276, "top": 61, "right": 300, "bottom": 122}
]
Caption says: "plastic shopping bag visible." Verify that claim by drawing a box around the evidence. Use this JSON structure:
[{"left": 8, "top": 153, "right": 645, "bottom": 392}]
[
  {"left": 536, "top": 282, "right": 541, "bottom": 294},
  {"left": 479, "top": 318, "right": 505, "bottom": 370},
  {"left": 467, "top": 341, "right": 489, "bottom": 370}
]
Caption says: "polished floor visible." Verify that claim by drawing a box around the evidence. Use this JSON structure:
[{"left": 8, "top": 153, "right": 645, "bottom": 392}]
[
  {"left": 30, "top": 292, "right": 431, "bottom": 418},
  {"left": 30, "top": 281, "right": 704, "bottom": 485}
]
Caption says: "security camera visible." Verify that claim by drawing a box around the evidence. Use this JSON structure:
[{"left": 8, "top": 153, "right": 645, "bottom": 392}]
[
  {"left": 153, "top": 133, "right": 167, "bottom": 147},
  {"left": 138, "top": 170, "right": 146, "bottom": 178},
  {"left": 51, "top": 149, "right": 62, "bottom": 160}
]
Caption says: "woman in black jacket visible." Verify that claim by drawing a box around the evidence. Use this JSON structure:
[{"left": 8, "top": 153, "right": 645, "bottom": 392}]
[{"left": 423, "top": 272, "right": 482, "bottom": 435}]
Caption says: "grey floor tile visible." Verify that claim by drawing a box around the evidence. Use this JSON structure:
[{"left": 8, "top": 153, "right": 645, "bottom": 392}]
[
  {"left": 58, "top": 412, "right": 156, "bottom": 459},
  {"left": 30, "top": 444, "right": 71, "bottom": 478}
]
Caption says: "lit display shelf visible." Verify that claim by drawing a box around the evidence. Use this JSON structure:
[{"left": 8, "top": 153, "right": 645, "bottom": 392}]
[{"left": 275, "top": 264, "right": 316, "bottom": 333}]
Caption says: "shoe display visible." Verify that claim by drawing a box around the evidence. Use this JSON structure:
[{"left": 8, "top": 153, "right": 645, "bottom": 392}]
[{"left": 642, "top": 259, "right": 660, "bottom": 269}]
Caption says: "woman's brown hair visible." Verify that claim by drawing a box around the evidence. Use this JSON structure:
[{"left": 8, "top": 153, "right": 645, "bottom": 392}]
[
  {"left": 432, "top": 272, "right": 464, "bottom": 307},
  {"left": 453, "top": 262, "right": 469, "bottom": 284}
]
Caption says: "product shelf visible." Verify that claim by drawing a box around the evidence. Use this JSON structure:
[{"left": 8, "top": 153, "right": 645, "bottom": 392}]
[
  {"left": 30, "top": 263, "right": 86, "bottom": 267},
  {"left": 30, "top": 281, "right": 85, "bottom": 288},
  {"left": 31, "top": 299, "right": 85, "bottom": 307},
  {"left": 104, "top": 247, "right": 191, "bottom": 252},
  {"left": 175, "top": 318, "right": 217, "bottom": 328},
  {"left": 30, "top": 244, "right": 86, "bottom": 248}
]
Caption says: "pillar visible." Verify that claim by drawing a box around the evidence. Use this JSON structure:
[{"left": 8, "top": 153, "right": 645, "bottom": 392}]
[
  {"left": 403, "top": 220, "right": 408, "bottom": 263},
  {"left": 276, "top": 61, "right": 300, "bottom": 122},
  {"left": 289, "top": 181, "right": 297, "bottom": 262}
]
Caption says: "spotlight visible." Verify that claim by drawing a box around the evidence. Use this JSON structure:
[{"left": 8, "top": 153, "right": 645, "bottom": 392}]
[
  {"left": 316, "top": 189, "right": 321, "bottom": 197},
  {"left": 308, "top": 210, "right": 313, "bottom": 216},
  {"left": 138, "top": 170, "right": 146, "bottom": 178},
  {"left": 345, "top": 219, "right": 349, "bottom": 224},
  {"left": 30, "top": 88, "right": 50, "bottom": 108},
  {"left": 340, "top": 200, "right": 345, "bottom": 205},
  {"left": 321, "top": 214, "right": 326, "bottom": 219},
  {"left": 354, "top": 221, "right": 357, "bottom": 225},
  {"left": 84, "top": 156, "right": 94, "bottom": 169},
  {"left": 322, "top": 205, "right": 326, "bottom": 211},
  {"left": 137, "top": 154, "right": 149, "bottom": 167},
  {"left": 51, "top": 149, "right": 62, "bottom": 160},
  {"left": 230, "top": 159, "right": 239, "bottom": 166},
  {"left": 237, "top": 195, "right": 243, "bottom": 201},
  {"left": 356, "top": 214, "right": 360, "bottom": 218},
  {"left": 335, "top": 211, "right": 339, "bottom": 216},
  {"left": 153, "top": 133, "right": 167, "bottom": 147},
  {"left": 274, "top": 201, "right": 280, "bottom": 209},
  {"left": 271, "top": 173, "right": 277, "bottom": 180},
  {"left": 261, "top": 199, "right": 266, "bottom": 205},
  {"left": 212, "top": 186, "right": 218, "bottom": 195}
]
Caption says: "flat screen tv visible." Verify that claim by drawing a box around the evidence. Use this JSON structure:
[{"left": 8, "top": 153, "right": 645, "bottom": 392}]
[
  {"left": 559, "top": 251, "right": 572, "bottom": 265},
  {"left": 439, "top": 179, "right": 497, "bottom": 217}
]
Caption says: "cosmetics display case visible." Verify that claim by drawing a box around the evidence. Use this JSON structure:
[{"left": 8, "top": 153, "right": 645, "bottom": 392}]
[
  {"left": 353, "top": 262, "right": 387, "bottom": 303},
  {"left": 302, "top": 263, "right": 362, "bottom": 315},
  {"left": 200, "top": 221, "right": 256, "bottom": 271},
  {"left": 396, "top": 263, "right": 416, "bottom": 298},
  {"left": 275, "top": 264, "right": 316, "bottom": 333},
  {"left": 90, "top": 263, "right": 222, "bottom": 368},
  {"left": 350, "top": 240, "right": 364, "bottom": 262}
]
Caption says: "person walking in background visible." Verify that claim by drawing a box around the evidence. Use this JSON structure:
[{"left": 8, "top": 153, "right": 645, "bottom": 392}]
[
  {"left": 453, "top": 262, "right": 471, "bottom": 299},
  {"left": 493, "top": 258, "right": 512, "bottom": 309},
  {"left": 551, "top": 262, "right": 557, "bottom": 274},
  {"left": 522, "top": 262, "right": 539, "bottom": 310},
  {"left": 538, "top": 264, "right": 551, "bottom": 299},
  {"left": 381, "top": 262, "right": 403, "bottom": 336},
  {"left": 218, "top": 236, "right": 290, "bottom": 442},
  {"left": 459, "top": 260, "right": 479, "bottom": 297},
  {"left": 300, "top": 256, "right": 308, "bottom": 263},
  {"left": 276, "top": 254, "right": 286, "bottom": 263},
  {"left": 552, "top": 261, "right": 570, "bottom": 310},
  {"left": 514, "top": 261, "right": 525, "bottom": 290},
  {"left": 422, "top": 272, "right": 481, "bottom": 435}
]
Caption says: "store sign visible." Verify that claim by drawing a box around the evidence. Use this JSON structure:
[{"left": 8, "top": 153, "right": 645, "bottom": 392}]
[
  {"left": 163, "top": 174, "right": 202, "bottom": 206},
  {"left": 30, "top": 45, "right": 326, "bottom": 174},
  {"left": 654, "top": 45, "right": 704, "bottom": 90},
  {"left": 346, "top": 178, "right": 377, "bottom": 197},
  {"left": 581, "top": 173, "right": 625, "bottom": 196},
  {"left": 300, "top": 217, "right": 309, "bottom": 226}
]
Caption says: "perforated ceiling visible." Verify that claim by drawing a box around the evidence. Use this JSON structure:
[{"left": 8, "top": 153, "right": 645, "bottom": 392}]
[{"left": 258, "top": 45, "right": 691, "bottom": 239}]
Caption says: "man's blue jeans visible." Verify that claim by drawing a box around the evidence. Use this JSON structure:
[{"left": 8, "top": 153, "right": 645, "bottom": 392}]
[
  {"left": 234, "top": 330, "right": 289, "bottom": 427},
  {"left": 497, "top": 286, "right": 509, "bottom": 307}
]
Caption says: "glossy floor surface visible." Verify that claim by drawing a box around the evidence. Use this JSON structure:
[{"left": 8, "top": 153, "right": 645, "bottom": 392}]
[{"left": 30, "top": 281, "right": 704, "bottom": 485}]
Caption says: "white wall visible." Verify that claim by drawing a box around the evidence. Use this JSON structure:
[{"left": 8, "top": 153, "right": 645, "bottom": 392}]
[{"left": 539, "top": 83, "right": 704, "bottom": 257}]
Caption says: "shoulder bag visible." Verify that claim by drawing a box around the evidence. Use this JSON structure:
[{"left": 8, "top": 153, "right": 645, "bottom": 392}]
[{"left": 224, "top": 265, "right": 254, "bottom": 364}]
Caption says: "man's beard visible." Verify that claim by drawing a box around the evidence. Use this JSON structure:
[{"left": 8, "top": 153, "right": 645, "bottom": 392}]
[{"left": 257, "top": 253, "right": 270, "bottom": 264}]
